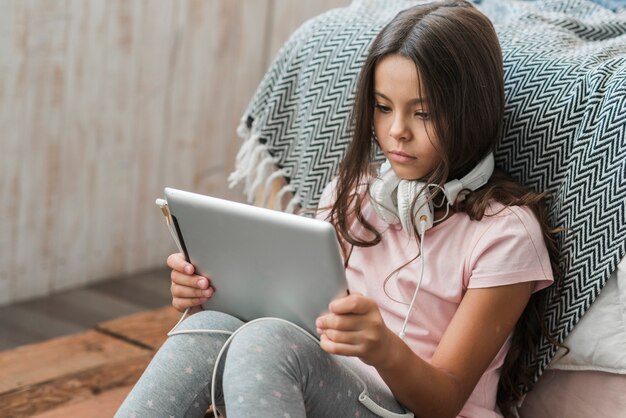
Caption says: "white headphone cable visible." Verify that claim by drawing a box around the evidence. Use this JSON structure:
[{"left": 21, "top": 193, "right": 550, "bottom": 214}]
[
  {"left": 166, "top": 313, "right": 413, "bottom": 418},
  {"left": 398, "top": 216, "right": 427, "bottom": 340},
  {"left": 161, "top": 205, "right": 416, "bottom": 418}
]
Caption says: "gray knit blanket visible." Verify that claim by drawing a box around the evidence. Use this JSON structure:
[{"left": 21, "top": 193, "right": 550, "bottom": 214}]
[{"left": 229, "top": 0, "right": 626, "bottom": 391}]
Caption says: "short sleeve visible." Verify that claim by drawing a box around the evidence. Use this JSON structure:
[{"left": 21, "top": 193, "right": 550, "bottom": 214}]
[{"left": 466, "top": 205, "right": 554, "bottom": 292}]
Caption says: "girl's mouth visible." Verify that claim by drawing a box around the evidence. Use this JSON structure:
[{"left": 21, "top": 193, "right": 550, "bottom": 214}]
[{"left": 388, "top": 151, "right": 416, "bottom": 164}]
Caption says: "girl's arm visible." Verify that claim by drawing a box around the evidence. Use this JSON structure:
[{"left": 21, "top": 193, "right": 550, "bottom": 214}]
[{"left": 316, "top": 281, "right": 534, "bottom": 418}]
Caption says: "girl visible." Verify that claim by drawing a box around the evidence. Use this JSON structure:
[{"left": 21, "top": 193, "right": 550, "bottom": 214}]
[{"left": 116, "top": 1, "right": 560, "bottom": 417}]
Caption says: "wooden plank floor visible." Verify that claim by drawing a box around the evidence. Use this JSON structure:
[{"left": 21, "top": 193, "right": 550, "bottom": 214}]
[
  {"left": 0, "top": 302, "right": 190, "bottom": 417},
  {"left": 0, "top": 269, "right": 217, "bottom": 418},
  {"left": 30, "top": 385, "right": 135, "bottom": 418},
  {"left": 0, "top": 268, "right": 172, "bottom": 351},
  {"left": 0, "top": 269, "right": 213, "bottom": 417}
]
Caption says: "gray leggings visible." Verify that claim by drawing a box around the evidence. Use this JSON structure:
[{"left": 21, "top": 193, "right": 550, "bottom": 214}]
[{"left": 115, "top": 310, "right": 408, "bottom": 418}]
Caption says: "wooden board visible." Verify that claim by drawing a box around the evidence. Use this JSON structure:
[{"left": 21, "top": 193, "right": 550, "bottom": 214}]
[
  {"left": 96, "top": 305, "right": 181, "bottom": 349},
  {"left": 30, "top": 385, "right": 214, "bottom": 418},
  {"left": 0, "top": 306, "right": 181, "bottom": 417},
  {"left": 0, "top": 330, "right": 150, "bottom": 418},
  {"left": 30, "top": 385, "right": 134, "bottom": 418}
]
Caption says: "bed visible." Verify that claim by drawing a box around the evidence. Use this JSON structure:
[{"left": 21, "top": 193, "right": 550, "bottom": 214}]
[{"left": 228, "top": 0, "right": 626, "bottom": 415}]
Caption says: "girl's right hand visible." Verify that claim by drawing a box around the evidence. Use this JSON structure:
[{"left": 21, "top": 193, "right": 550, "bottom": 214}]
[{"left": 167, "top": 253, "right": 214, "bottom": 313}]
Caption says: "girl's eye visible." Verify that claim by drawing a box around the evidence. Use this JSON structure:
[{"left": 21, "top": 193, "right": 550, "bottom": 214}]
[
  {"left": 375, "top": 104, "right": 391, "bottom": 113},
  {"left": 414, "top": 111, "right": 430, "bottom": 119}
]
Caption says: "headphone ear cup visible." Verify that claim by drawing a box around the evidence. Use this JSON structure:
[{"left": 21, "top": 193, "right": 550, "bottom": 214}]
[
  {"left": 370, "top": 169, "right": 401, "bottom": 225},
  {"left": 396, "top": 180, "right": 434, "bottom": 233}
]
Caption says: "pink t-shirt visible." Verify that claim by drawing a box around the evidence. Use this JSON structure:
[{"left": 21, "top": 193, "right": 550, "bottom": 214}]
[{"left": 317, "top": 180, "right": 553, "bottom": 418}]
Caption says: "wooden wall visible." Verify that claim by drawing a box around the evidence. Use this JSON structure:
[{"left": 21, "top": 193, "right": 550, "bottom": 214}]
[{"left": 0, "top": 0, "right": 350, "bottom": 306}]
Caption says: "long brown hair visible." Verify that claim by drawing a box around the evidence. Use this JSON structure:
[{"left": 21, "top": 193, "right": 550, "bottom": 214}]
[{"left": 327, "top": 1, "right": 562, "bottom": 415}]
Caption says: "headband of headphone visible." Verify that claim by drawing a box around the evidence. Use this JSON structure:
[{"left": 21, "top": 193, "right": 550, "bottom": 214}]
[{"left": 369, "top": 152, "right": 495, "bottom": 233}]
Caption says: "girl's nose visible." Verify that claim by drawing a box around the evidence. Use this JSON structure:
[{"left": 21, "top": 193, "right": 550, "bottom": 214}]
[{"left": 389, "top": 115, "right": 411, "bottom": 142}]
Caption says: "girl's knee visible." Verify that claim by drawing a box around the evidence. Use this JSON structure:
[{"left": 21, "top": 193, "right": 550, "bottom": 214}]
[
  {"left": 176, "top": 310, "right": 244, "bottom": 332},
  {"left": 230, "top": 319, "right": 308, "bottom": 349},
  {"left": 222, "top": 320, "right": 311, "bottom": 391},
  {"left": 225, "top": 319, "right": 318, "bottom": 371}
]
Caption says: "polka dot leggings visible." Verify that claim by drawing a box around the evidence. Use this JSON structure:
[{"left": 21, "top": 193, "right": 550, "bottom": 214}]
[{"left": 115, "top": 310, "right": 408, "bottom": 418}]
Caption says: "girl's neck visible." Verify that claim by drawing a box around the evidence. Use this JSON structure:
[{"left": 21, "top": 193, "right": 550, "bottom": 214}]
[{"left": 433, "top": 206, "right": 455, "bottom": 224}]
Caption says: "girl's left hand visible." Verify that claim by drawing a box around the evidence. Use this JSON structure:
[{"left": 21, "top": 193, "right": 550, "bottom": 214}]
[{"left": 316, "top": 293, "right": 395, "bottom": 367}]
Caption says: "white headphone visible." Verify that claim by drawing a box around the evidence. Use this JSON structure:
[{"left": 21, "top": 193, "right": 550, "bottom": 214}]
[{"left": 370, "top": 153, "right": 495, "bottom": 233}]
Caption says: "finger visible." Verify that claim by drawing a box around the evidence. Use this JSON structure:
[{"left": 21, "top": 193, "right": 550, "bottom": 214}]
[
  {"left": 170, "top": 270, "right": 210, "bottom": 290},
  {"left": 172, "top": 296, "right": 208, "bottom": 312},
  {"left": 321, "top": 328, "right": 362, "bottom": 345},
  {"left": 316, "top": 313, "right": 362, "bottom": 332},
  {"left": 167, "top": 253, "right": 195, "bottom": 274},
  {"left": 329, "top": 294, "right": 373, "bottom": 315},
  {"left": 172, "top": 296, "right": 209, "bottom": 312},
  {"left": 171, "top": 281, "right": 214, "bottom": 299},
  {"left": 319, "top": 334, "right": 360, "bottom": 356}
]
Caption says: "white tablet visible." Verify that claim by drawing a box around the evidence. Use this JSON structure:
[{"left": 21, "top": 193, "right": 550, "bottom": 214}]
[{"left": 161, "top": 187, "right": 348, "bottom": 336}]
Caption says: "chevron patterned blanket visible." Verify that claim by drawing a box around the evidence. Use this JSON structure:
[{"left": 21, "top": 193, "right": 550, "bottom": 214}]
[{"left": 229, "top": 0, "right": 626, "bottom": 390}]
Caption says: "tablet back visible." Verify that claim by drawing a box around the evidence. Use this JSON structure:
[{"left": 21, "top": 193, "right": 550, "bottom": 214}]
[{"left": 163, "top": 187, "right": 347, "bottom": 335}]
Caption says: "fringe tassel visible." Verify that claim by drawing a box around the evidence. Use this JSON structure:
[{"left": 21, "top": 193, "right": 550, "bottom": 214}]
[
  {"left": 250, "top": 154, "right": 280, "bottom": 200},
  {"left": 274, "top": 184, "right": 296, "bottom": 212},
  {"left": 229, "top": 118, "right": 288, "bottom": 209},
  {"left": 244, "top": 145, "right": 270, "bottom": 201},
  {"left": 285, "top": 193, "right": 302, "bottom": 214},
  {"left": 227, "top": 133, "right": 260, "bottom": 188},
  {"left": 262, "top": 169, "right": 288, "bottom": 208}
]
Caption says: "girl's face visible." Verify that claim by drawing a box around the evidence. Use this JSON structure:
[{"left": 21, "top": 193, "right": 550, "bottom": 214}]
[{"left": 373, "top": 54, "right": 441, "bottom": 181}]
